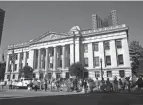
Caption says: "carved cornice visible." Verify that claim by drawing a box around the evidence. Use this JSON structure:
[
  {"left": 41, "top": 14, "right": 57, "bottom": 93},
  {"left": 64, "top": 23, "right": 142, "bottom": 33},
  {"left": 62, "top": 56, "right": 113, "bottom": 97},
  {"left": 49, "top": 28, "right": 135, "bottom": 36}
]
[
  {"left": 8, "top": 24, "right": 128, "bottom": 50},
  {"left": 82, "top": 24, "right": 128, "bottom": 36}
]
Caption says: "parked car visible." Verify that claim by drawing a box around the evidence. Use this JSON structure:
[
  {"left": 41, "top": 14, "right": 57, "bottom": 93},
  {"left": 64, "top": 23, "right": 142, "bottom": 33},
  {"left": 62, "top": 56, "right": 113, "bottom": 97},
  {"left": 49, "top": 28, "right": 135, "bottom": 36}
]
[{"left": 15, "top": 78, "right": 32, "bottom": 89}]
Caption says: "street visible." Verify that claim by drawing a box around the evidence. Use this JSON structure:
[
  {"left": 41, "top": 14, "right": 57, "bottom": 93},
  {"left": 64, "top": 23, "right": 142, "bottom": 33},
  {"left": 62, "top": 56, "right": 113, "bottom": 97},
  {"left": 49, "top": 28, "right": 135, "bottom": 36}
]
[{"left": 1, "top": 90, "right": 143, "bottom": 105}]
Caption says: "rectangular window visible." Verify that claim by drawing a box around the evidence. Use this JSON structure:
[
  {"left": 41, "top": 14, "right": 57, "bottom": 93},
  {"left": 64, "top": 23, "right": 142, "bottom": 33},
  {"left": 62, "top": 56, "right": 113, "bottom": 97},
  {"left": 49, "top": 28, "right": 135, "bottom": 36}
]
[
  {"left": 66, "top": 72, "right": 70, "bottom": 79},
  {"left": 95, "top": 71, "right": 100, "bottom": 78},
  {"left": 7, "top": 75, "right": 10, "bottom": 79},
  {"left": 106, "top": 56, "right": 111, "bottom": 65},
  {"left": 107, "top": 71, "right": 112, "bottom": 77},
  {"left": 50, "top": 63, "right": 53, "bottom": 68},
  {"left": 15, "top": 54, "right": 18, "bottom": 60},
  {"left": 119, "top": 70, "right": 125, "bottom": 78},
  {"left": 84, "top": 72, "right": 88, "bottom": 78},
  {"left": 60, "top": 47, "right": 62, "bottom": 55},
  {"left": 20, "top": 52, "right": 23, "bottom": 60},
  {"left": 35, "top": 50, "right": 38, "bottom": 58},
  {"left": 56, "top": 73, "right": 61, "bottom": 79},
  {"left": 118, "top": 54, "right": 124, "bottom": 65},
  {"left": 13, "top": 74, "right": 15, "bottom": 79},
  {"left": 48, "top": 73, "right": 52, "bottom": 79},
  {"left": 51, "top": 49, "right": 54, "bottom": 56},
  {"left": 93, "top": 43, "right": 99, "bottom": 51},
  {"left": 26, "top": 52, "right": 29, "bottom": 59},
  {"left": 94, "top": 57, "right": 99, "bottom": 67},
  {"left": 116, "top": 40, "right": 122, "bottom": 49},
  {"left": 8, "top": 65, "right": 11, "bottom": 72},
  {"left": 104, "top": 41, "right": 110, "bottom": 50},
  {"left": 84, "top": 44, "right": 88, "bottom": 53},
  {"left": 84, "top": 58, "right": 88, "bottom": 67},
  {"left": 14, "top": 64, "right": 17, "bottom": 71}
]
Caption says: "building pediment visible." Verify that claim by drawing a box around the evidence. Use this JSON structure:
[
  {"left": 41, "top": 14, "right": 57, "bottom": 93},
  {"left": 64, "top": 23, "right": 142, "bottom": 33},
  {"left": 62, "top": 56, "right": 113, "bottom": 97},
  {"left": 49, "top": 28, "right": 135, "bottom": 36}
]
[{"left": 31, "top": 32, "right": 71, "bottom": 44}]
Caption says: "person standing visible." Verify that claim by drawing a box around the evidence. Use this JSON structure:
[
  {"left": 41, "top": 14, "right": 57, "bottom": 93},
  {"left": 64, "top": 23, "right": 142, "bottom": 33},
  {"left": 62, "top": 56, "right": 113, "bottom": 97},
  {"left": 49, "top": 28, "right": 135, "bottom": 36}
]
[
  {"left": 106, "top": 78, "right": 111, "bottom": 92},
  {"left": 44, "top": 79, "right": 48, "bottom": 91},
  {"left": 84, "top": 79, "right": 88, "bottom": 94},
  {"left": 113, "top": 76, "right": 118, "bottom": 92},
  {"left": 100, "top": 78, "right": 105, "bottom": 92},
  {"left": 118, "top": 79, "right": 123, "bottom": 92},
  {"left": 95, "top": 78, "right": 100, "bottom": 91},
  {"left": 33, "top": 79, "right": 39, "bottom": 91}
]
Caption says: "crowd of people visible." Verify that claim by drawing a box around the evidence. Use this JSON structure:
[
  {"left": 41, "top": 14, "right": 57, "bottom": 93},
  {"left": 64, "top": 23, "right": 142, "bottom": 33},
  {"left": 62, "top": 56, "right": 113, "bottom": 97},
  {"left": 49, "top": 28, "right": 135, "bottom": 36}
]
[
  {"left": 1, "top": 76, "right": 143, "bottom": 93},
  {"left": 24, "top": 76, "right": 143, "bottom": 93}
]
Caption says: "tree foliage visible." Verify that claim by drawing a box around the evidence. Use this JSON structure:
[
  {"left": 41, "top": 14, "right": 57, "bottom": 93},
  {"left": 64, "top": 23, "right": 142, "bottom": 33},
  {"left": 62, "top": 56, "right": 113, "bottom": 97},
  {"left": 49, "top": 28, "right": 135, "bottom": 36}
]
[
  {"left": 19, "top": 64, "right": 33, "bottom": 79},
  {"left": 69, "top": 62, "right": 87, "bottom": 79},
  {"left": 129, "top": 41, "right": 143, "bottom": 75}
]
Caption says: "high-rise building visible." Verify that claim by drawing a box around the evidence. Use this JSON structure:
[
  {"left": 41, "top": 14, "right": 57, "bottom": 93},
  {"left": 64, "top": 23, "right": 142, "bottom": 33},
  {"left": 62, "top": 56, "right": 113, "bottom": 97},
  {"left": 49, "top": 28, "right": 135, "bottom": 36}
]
[{"left": 0, "top": 8, "right": 5, "bottom": 45}]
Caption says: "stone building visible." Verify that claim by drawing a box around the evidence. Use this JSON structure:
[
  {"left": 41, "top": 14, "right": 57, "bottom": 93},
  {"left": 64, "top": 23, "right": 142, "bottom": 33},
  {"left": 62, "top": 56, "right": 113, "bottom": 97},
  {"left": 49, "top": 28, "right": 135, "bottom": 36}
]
[{"left": 4, "top": 10, "right": 131, "bottom": 81}]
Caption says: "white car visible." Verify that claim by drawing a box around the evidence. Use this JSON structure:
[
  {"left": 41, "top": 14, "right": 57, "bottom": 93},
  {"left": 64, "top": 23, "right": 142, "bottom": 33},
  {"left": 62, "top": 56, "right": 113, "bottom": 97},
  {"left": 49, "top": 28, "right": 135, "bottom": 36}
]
[{"left": 15, "top": 78, "right": 32, "bottom": 89}]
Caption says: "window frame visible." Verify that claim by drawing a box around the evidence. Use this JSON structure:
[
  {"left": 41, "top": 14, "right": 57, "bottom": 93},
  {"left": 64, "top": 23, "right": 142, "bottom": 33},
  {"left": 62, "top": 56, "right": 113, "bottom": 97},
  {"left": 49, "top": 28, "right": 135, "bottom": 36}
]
[
  {"left": 119, "top": 70, "right": 125, "bottom": 78},
  {"left": 93, "top": 42, "right": 99, "bottom": 51},
  {"left": 84, "top": 44, "right": 88, "bottom": 53},
  {"left": 13, "top": 74, "right": 15, "bottom": 79},
  {"left": 116, "top": 40, "right": 122, "bottom": 49},
  {"left": 107, "top": 71, "right": 112, "bottom": 77},
  {"left": 95, "top": 71, "right": 100, "bottom": 78},
  {"left": 26, "top": 52, "right": 29, "bottom": 59},
  {"left": 104, "top": 41, "right": 110, "bottom": 50},
  {"left": 14, "top": 64, "right": 17, "bottom": 71},
  {"left": 106, "top": 55, "right": 111, "bottom": 66},
  {"left": 84, "top": 57, "right": 89, "bottom": 67},
  {"left": 94, "top": 56, "right": 100, "bottom": 67},
  {"left": 118, "top": 54, "right": 124, "bottom": 65}
]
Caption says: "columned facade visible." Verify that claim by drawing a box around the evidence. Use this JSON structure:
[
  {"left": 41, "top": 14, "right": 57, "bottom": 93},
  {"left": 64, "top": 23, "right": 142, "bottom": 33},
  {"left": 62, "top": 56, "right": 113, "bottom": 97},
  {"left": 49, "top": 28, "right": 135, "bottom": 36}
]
[{"left": 4, "top": 10, "right": 132, "bottom": 81}]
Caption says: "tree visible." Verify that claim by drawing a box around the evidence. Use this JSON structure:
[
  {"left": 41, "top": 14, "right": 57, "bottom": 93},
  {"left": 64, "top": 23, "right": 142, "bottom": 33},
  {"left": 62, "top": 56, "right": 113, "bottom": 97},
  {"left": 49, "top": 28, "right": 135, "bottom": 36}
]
[
  {"left": 19, "top": 63, "right": 33, "bottom": 79},
  {"left": 69, "top": 62, "right": 87, "bottom": 79},
  {"left": 129, "top": 41, "right": 143, "bottom": 75}
]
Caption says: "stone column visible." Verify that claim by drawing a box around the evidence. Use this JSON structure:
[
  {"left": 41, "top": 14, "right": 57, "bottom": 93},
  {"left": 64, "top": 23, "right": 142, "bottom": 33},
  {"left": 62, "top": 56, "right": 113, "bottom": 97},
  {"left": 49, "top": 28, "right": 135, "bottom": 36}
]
[
  {"left": 29, "top": 49, "right": 34, "bottom": 68},
  {"left": 88, "top": 43, "right": 94, "bottom": 68},
  {"left": 53, "top": 47, "right": 57, "bottom": 78},
  {"left": 53, "top": 47, "right": 57, "bottom": 70},
  {"left": 17, "top": 53, "right": 21, "bottom": 72},
  {"left": 122, "top": 38, "right": 132, "bottom": 77},
  {"left": 38, "top": 49, "right": 41, "bottom": 70},
  {"left": 62, "top": 45, "right": 66, "bottom": 69},
  {"left": 99, "top": 41, "right": 105, "bottom": 80},
  {"left": 6, "top": 54, "right": 10, "bottom": 73},
  {"left": 45, "top": 48, "right": 49, "bottom": 74},
  {"left": 23, "top": 52, "right": 26, "bottom": 67},
  {"left": 110, "top": 40, "right": 117, "bottom": 67},
  {"left": 70, "top": 44, "right": 74, "bottom": 65}
]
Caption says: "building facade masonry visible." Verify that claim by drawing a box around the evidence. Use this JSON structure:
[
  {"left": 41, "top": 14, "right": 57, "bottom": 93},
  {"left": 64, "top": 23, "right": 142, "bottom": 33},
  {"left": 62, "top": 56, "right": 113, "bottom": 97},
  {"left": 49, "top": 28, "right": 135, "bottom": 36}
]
[{"left": 4, "top": 10, "right": 132, "bottom": 81}]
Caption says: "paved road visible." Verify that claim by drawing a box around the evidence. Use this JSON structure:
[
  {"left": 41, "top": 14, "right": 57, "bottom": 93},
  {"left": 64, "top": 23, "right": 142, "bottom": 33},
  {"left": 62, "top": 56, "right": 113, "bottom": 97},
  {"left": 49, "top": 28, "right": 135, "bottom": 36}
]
[
  {"left": 0, "top": 89, "right": 80, "bottom": 99},
  {"left": 1, "top": 90, "right": 143, "bottom": 105}
]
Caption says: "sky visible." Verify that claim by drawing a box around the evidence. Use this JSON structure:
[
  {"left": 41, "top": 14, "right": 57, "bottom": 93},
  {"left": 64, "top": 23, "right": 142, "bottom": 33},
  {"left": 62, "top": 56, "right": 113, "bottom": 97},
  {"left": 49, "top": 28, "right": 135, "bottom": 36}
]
[{"left": 0, "top": 1, "right": 143, "bottom": 58}]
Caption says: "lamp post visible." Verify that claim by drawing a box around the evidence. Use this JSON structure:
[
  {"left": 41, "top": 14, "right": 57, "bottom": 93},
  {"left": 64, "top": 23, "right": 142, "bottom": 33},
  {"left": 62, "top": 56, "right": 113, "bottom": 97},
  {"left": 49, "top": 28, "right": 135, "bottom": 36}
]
[
  {"left": 73, "top": 31, "right": 76, "bottom": 64},
  {"left": 100, "top": 58, "right": 103, "bottom": 79}
]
